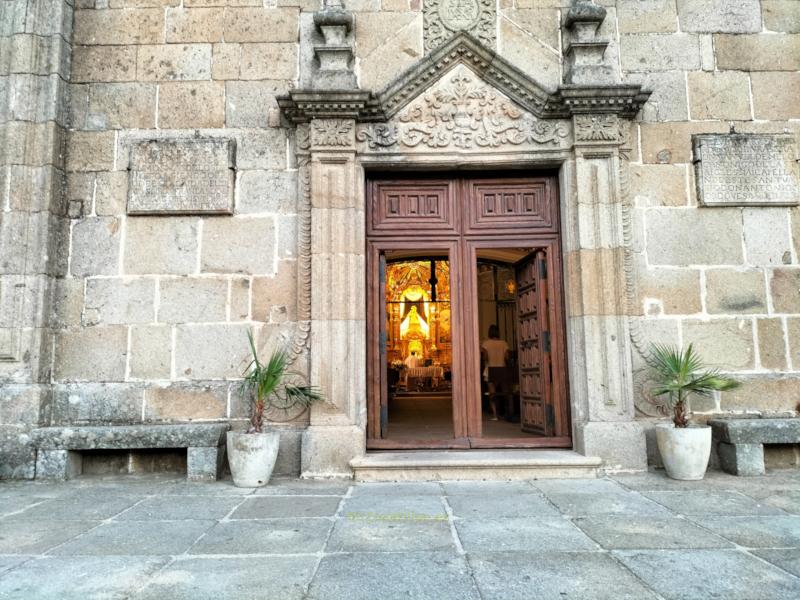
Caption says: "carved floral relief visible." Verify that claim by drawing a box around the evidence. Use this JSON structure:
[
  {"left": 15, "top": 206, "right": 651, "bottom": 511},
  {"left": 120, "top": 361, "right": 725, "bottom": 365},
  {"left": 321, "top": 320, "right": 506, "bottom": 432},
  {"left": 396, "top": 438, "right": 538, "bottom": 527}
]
[
  {"left": 424, "top": 0, "right": 496, "bottom": 52},
  {"left": 310, "top": 119, "right": 354, "bottom": 147},
  {"left": 574, "top": 115, "right": 620, "bottom": 142},
  {"left": 357, "top": 66, "right": 569, "bottom": 152}
]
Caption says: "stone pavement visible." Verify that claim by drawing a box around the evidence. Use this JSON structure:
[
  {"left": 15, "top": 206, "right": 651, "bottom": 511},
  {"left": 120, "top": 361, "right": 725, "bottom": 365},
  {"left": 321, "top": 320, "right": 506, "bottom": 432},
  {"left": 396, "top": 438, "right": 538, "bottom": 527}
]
[{"left": 1, "top": 469, "right": 800, "bottom": 600}]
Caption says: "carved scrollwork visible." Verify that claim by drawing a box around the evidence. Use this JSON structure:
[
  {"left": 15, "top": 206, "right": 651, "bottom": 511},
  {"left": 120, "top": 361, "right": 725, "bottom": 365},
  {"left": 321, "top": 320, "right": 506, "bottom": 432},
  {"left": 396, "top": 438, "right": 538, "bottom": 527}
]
[
  {"left": 424, "top": 0, "right": 496, "bottom": 52},
  {"left": 310, "top": 119, "right": 354, "bottom": 147},
  {"left": 357, "top": 68, "right": 569, "bottom": 151},
  {"left": 575, "top": 115, "right": 619, "bottom": 142}
]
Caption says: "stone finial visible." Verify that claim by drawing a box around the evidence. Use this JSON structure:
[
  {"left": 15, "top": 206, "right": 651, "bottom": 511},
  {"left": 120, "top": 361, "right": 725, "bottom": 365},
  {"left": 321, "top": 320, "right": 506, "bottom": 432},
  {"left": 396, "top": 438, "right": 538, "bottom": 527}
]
[
  {"left": 311, "top": 0, "right": 357, "bottom": 90},
  {"left": 563, "top": 0, "right": 616, "bottom": 85}
]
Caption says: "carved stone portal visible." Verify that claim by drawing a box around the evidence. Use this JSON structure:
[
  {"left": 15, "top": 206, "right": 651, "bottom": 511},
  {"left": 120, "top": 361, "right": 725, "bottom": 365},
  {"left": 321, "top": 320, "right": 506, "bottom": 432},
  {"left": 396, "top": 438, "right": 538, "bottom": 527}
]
[{"left": 424, "top": 0, "right": 495, "bottom": 52}]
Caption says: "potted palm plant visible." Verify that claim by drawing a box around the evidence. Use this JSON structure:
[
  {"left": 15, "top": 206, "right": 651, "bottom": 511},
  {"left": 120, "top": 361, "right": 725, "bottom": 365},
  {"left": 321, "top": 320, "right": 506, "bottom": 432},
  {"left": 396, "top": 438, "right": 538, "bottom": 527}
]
[
  {"left": 227, "top": 332, "right": 323, "bottom": 487},
  {"left": 649, "top": 343, "right": 739, "bottom": 480}
]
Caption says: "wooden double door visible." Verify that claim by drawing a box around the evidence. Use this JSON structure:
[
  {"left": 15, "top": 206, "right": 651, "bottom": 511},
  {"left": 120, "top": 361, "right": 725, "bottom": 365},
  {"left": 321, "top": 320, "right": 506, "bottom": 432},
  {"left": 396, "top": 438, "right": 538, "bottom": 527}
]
[{"left": 366, "top": 173, "right": 571, "bottom": 449}]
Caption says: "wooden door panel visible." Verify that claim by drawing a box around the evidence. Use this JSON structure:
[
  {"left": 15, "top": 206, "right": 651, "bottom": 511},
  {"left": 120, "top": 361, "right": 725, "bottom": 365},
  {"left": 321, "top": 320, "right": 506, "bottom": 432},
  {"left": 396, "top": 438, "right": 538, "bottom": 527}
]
[
  {"left": 465, "top": 179, "right": 557, "bottom": 234},
  {"left": 368, "top": 180, "right": 458, "bottom": 235}
]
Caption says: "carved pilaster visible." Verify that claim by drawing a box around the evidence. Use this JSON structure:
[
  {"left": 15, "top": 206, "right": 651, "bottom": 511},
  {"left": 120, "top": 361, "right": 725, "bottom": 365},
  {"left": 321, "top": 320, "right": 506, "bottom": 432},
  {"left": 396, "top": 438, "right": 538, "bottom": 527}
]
[{"left": 562, "top": 0, "right": 618, "bottom": 86}]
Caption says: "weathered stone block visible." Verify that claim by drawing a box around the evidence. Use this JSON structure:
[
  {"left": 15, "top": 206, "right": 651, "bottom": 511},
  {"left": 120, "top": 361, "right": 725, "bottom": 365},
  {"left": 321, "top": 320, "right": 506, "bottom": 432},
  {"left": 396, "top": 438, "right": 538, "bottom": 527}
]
[
  {"left": 311, "top": 254, "right": 365, "bottom": 320},
  {"left": 70, "top": 217, "right": 122, "bottom": 277},
  {"left": 235, "top": 129, "right": 288, "bottom": 170},
  {"left": 136, "top": 43, "right": 212, "bottom": 81},
  {"left": 717, "top": 442, "right": 765, "bottom": 476},
  {"left": 499, "top": 8, "right": 559, "bottom": 49},
  {"left": 94, "top": 171, "right": 130, "bottom": 216},
  {"left": 187, "top": 446, "right": 224, "bottom": 481},
  {"left": 87, "top": 83, "right": 156, "bottom": 130},
  {"left": 715, "top": 34, "right": 800, "bottom": 71},
  {"left": 640, "top": 121, "right": 727, "bottom": 164},
  {"left": 51, "top": 278, "right": 84, "bottom": 328},
  {"left": 758, "top": 318, "right": 788, "bottom": 371},
  {"left": 201, "top": 217, "right": 276, "bottom": 275},
  {"left": 144, "top": 383, "right": 227, "bottom": 420},
  {"left": 174, "top": 323, "right": 252, "bottom": 379},
  {"left": 237, "top": 170, "right": 297, "bottom": 214},
  {"left": 277, "top": 215, "right": 297, "bottom": 260},
  {"left": 630, "top": 164, "right": 688, "bottom": 206},
  {"left": 687, "top": 71, "right": 751, "bottom": 121},
  {"left": 158, "top": 81, "right": 225, "bottom": 128},
  {"left": 66, "top": 131, "right": 116, "bottom": 172},
  {"left": 84, "top": 277, "right": 155, "bottom": 325},
  {"left": 110, "top": 0, "right": 181, "bottom": 6},
  {"left": 498, "top": 16, "right": 560, "bottom": 90},
  {"left": 770, "top": 269, "right": 800, "bottom": 314},
  {"left": 682, "top": 319, "right": 754, "bottom": 370},
  {"left": 694, "top": 135, "right": 800, "bottom": 207},
  {"left": 677, "top": 0, "right": 762, "bottom": 33},
  {"left": 252, "top": 260, "right": 296, "bottom": 322},
  {"left": 637, "top": 266, "right": 701, "bottom": 315},
  {"left": 129, "top": 324, "right": 172, "bottom": 379},
  {"left": 32, "top": 423, "right": 229, "bottom": 449},
  {"left": 620, "top": 34, "right": 701, "bottom": 71},
  {"left": 355, "top": 12, "right": 423, "bottom": 91},
  {"left": 705, "top": 269, "right": 767, "bottom": 315},
  {"left": 124, "top": 217, "right": 199, "bottom": 275},
  {"left": 792, "top": 207, "right": 800, "bottom": 263},
  {"left": 158, "top": 277, "right": 228, "bottom": 323},
  {"left": 646, "top": 209, "right": 743, "bottom": 266},
  {"left": 72, "top": 45, "right": 137, "bottom": 83},
  {"left": 623, "top": 71, "right": 688, "bottom": 122},
  {"left": 127, "top": 138, "right": 235, "bottom": 214},
  {"left": 617, "top": 0, "right": 677, "bottom": 33},
  {"left": 720, "top": 377, "right": 800, "bottom": 412},
  {"left": 74, "top": 8, "right": 164, "bottom": 45},
  {"left": 762, "top": 1, "right": 800, "bottom": 33},
  {"left": 166, "top": 8, "right": 224, "bottom": 42},
  {"left": 301, "top": 424, "right": 364, "bottom": 478},
  {"left": 751, "top": 72, "right": 800, "bottom": 120},
  {"left": 744, "top": 208, "right": 793, "bottom": 266},
  {"left": 240, "top": 43, "right": 297, "bottom": 80},
  {"left": 788, "top": 317, "right": 800, "bottom": 368},
  {"left": 53, "top": 326, "right": 129, "bottom": 382},
  {"left": 35, "top": 449, "right": 82, "bottom": 480},
  {"left": 52, "top": 383, "right": 145, "bottom": 424},
  {"left": 212, "top": 43, "right": 241, "bottom": 79},
  {"left": 223, "top": 7, "right": 299, "bottom": 42},
  {"left": 224, "top": 81, "right": 281, "bottom": 128}
]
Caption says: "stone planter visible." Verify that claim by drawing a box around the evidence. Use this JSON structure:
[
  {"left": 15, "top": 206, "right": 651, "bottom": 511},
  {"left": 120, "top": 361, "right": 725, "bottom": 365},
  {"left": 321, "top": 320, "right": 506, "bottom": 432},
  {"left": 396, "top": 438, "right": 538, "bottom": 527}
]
[
  {"left": 655, "top": 423, "right": 712, "bottom": 481},
  {"left": 227, "top": 431, "right": 280, "bottom": 487}
]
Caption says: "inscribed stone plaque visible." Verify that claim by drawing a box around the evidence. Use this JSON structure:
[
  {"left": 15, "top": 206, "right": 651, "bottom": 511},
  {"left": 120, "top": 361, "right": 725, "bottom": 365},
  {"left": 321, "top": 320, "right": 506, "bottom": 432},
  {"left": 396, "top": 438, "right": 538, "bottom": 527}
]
[
  {"left": 127, "top": 139, "right": 236, "bottom": 215},
  {"left": 693, "top": 134, "right": 799, "bottom": 207}
]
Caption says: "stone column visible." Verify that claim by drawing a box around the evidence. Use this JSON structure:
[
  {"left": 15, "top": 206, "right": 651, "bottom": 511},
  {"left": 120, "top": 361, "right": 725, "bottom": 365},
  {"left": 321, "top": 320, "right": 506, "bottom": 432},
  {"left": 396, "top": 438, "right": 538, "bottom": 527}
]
[
  {"left": 0, "top": 0, "right": 73, "bottom": 477},
  {"left": 565, "top": 114, "right": 646, "bottom": 470},
  {"left": 300, "top": 118, "right": 366, "bottom": 477}
]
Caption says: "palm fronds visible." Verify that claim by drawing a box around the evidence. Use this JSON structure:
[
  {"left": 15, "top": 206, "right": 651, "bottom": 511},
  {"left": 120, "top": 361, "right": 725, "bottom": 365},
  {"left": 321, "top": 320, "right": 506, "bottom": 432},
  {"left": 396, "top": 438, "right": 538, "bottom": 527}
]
[{"left": 647, "top": 343, "right": 739, "bottom": 427}]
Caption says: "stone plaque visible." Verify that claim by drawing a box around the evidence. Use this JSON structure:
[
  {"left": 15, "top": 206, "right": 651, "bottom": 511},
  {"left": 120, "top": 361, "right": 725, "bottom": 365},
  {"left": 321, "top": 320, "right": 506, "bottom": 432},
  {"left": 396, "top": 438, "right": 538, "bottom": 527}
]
[
  {"left": 693, "top": 134, "right": 799, "bottom": 207},
  {"left": 423, "top": 0, "right": 495, "bottom": 52},
  {"left": 127, "top": 138, "right": 236, "bottom": 215}
]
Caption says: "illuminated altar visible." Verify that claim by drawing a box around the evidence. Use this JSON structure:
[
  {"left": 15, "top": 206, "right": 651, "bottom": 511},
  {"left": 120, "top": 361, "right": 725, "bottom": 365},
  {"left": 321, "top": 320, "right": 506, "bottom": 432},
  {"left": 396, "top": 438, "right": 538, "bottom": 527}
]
[{"left": 385, "top": 259, "right": 452, "bottom": 370}]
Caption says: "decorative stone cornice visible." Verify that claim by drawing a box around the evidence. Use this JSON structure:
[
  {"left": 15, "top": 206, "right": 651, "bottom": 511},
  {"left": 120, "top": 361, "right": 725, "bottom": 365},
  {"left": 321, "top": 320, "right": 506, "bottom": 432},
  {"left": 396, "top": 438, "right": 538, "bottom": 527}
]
[{"left": 278, "top": 32, "right": 650, "bottom": 124}]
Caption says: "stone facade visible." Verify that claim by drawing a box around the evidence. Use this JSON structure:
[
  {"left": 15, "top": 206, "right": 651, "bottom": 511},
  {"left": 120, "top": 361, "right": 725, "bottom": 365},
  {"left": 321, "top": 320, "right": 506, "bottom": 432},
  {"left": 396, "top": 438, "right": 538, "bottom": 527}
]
[{"left": 1, "top": 0, "right": 799, "bottom": 478}]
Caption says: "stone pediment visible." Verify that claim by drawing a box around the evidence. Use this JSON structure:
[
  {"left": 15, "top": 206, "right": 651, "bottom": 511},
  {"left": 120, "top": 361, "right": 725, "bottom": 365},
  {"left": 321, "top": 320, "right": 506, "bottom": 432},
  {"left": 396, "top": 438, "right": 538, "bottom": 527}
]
[{"left": 356, "top": 63, "right": 570, "bottom": 153}]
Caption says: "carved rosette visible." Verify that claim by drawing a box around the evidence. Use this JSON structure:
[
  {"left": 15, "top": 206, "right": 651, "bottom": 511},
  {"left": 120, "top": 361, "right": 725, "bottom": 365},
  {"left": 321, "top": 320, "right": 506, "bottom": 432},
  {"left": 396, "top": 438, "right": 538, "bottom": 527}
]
[
  {"left": 574, "top": 114, "right": 620, "bottom": 143},
  {"left": 424, "top": 0, "right": 496, "bottom": 52},
  {"left": 310, "top": 119, "right": 355, "bottom": 148},
  {"left": 357, "top": 67, "right": 569, "bottom": 152}
]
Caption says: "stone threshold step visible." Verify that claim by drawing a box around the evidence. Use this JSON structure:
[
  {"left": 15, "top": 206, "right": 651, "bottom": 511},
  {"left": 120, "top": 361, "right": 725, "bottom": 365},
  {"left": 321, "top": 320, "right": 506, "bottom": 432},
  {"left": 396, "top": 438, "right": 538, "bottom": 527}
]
[{"left": 350, "top": 449, "right": 602, "bottom": 482}]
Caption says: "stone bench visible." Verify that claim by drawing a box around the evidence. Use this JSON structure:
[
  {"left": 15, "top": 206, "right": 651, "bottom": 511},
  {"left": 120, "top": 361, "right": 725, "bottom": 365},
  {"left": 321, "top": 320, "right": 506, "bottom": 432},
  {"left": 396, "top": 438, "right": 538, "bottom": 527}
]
[
  {"left": 30, "top": 423, "right": 230, "bottom": 482},
  {"left": 709, "top": 418, "right": 800, "bottom": 476}
]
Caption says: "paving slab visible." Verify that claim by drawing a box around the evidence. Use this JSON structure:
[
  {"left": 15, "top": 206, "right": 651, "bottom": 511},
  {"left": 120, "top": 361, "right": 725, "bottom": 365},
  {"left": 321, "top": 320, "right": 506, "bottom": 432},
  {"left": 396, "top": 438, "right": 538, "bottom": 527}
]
[
  {"left": 230, "top": 495, "right": 341, "bottom": 519},
  {"left": 543, "top": 490, "right": 670, "bottom": 516},
  {"left": 642, "top": 490, "right": 787, "bottom": 516},
  {"left": 48, "top": 520, "right": 215, "bottom": 556},
  {"left": 752, "top": 548, "right": 800, "bottom": 577},
  {"left": 156, "top": 481, "right": 256, "bottom": 496},
  {"left": 135, "top": 556, "right": 318, "bottom": 600},
  {"left": 533, "top": 478, "right": 628, "bottom": 495},
  {"left": 692, "top": 516, "right": 800, "bottom": 548},
  {"left": 0, "top": 520, "right": 99, "bottom": 554},
  {"left": 5, "top": 494, "right": 143, "bottom": 521},
  {"left": 327, "top": 517, "right": 454, "bottom": 552},
  {"left": 252, "top": 479, "right": 351, "bottom": 496},
  {"left": 342, "top": 494, "right": 447, "bottom": 519},
  {"left": 115, "top": 495, "right": 244, "bottom": 521},
  {"left": 468, "top": 551, "right": 660, "bottom": 599},
  {"left": 0, "top": 497, "right": 51, "bottom": 517},
  {"left": 761, "top": 490, "right": 800, "bottom": 515},
  {"left": 446, "top": 492, "right": 560, "bottom": 518},
  {"left": 0, "top": 557, "right": 31, "bottom": 576},
  {"left": 455, "top": 517, "right": 597, "bottom": 552},
  {"left": 441, "top": 481, "right": 538, "bottom": 495},
  {"left": 190, "top": 519, "right": 333, "bottom": 554},
  {"left": 615, "top": 549, "right": 800, "bottom": 600},
  {"left": 0, "top": 555, "right": 169, "bottom": 600},
  {"left": 306, "top": 552, "right": 480, "bottom": 600},
  {"left": 348, "top": 482, "right": 443, "bottom": 496},
  {"left": 572, "top": 516, "right": 732, "bottom": 549}
]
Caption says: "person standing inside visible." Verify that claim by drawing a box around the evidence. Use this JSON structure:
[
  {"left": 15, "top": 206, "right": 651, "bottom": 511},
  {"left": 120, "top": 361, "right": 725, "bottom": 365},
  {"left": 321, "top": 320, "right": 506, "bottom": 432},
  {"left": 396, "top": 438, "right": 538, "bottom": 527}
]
[{"left": 481, "top": 325, "right": 509, "bottom": 420}]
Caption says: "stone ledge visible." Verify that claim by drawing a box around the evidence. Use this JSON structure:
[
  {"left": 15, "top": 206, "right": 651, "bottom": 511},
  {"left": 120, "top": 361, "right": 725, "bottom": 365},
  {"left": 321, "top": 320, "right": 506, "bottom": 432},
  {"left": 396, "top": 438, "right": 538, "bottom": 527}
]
[
  {"left": 30, "top": 423, "right": 230, "bottom": 450},
  {"left": 710, "top": 418, "right": 800, "bottom": 445}
]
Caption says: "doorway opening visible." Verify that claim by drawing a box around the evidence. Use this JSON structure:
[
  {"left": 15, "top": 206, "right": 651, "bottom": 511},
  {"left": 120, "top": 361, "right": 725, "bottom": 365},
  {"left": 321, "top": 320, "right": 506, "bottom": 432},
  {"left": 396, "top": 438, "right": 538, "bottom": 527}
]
[{"left": 366, "top": 173, "right": 570, "bottom": 450}]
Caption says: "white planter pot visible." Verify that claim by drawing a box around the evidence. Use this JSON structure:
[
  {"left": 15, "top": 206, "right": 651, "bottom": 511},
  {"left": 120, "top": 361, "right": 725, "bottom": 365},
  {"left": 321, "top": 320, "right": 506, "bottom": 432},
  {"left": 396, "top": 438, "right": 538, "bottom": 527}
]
[
  {"left": 226, "top": 431, "right": 280, "bottom": 487},
  {"left": 655, "top": 423, "right": 712, "bottom": 481}
]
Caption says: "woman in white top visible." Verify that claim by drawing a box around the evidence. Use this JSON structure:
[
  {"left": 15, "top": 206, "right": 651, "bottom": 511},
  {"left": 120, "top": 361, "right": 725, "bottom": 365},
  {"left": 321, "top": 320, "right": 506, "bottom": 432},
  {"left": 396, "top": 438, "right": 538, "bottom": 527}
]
[{"left": 480, "top": 325, "right": 509, "bottom": 421}]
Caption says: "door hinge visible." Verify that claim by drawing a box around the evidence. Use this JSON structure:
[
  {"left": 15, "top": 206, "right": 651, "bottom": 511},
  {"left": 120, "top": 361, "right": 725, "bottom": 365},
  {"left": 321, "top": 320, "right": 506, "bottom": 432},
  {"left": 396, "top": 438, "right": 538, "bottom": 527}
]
[
  {"left": 542, "top": 330, "right": 551, "bottom": 353},
  {"left": 539, "top": 258, "right": 547, "bottom": 279}
]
